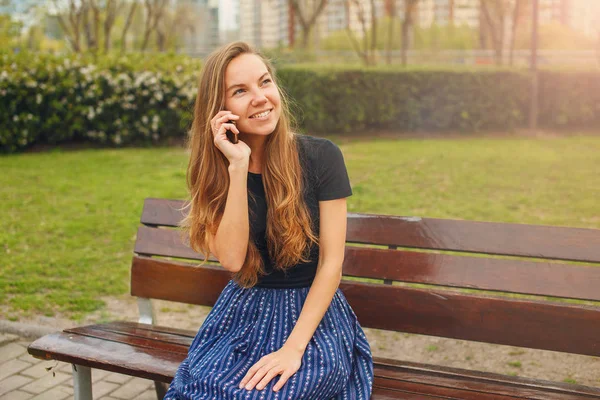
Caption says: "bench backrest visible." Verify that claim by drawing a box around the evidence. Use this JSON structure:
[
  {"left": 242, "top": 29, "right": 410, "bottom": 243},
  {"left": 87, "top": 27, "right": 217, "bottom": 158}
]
[{"left": 131, "top": 198, "right": 600, "bottom": 357}]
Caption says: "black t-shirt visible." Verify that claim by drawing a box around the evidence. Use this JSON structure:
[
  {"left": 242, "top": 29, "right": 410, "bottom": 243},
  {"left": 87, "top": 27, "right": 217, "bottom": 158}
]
[{"left": 248, "top": 134, "right": 352, "bottom": 288}]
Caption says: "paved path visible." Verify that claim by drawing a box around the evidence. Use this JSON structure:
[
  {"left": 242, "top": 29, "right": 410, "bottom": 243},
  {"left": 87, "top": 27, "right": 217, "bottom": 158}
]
[{"left": 0, "top": 333, "right": 159, "bottom": 400}]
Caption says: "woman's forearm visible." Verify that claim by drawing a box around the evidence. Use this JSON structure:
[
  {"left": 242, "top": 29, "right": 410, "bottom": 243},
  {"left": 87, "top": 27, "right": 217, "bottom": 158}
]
[
  {"left": 213, "top": 161, "right": 250, "bottom": 272},
  {"left": 283, "top": 265, "right": 342, "bottom": 354}
]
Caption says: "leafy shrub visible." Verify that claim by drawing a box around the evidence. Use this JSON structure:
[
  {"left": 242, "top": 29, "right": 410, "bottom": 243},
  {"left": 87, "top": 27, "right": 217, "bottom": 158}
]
[{"left": 1, "top": 52, "right": 599, "bottom": 153}]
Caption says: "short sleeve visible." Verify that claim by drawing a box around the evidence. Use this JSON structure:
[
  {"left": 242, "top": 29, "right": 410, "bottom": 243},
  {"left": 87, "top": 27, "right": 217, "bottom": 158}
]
[{"left": 317, "top": 140, "right": 353, "bottom": 201}]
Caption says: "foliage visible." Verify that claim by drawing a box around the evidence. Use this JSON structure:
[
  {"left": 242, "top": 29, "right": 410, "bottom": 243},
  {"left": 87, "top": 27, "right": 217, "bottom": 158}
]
[
  {"left": 0, "top": 52, "right": 201, "bottom": 153},
  {"left": 278, "top": 65, "right": 531, "bottom": 133},
  {"left": 1, "top": 52, "right": 600, "bottom": 153},
  {"left": 413, "top": 24, "right": 479, "bottom": 51}
]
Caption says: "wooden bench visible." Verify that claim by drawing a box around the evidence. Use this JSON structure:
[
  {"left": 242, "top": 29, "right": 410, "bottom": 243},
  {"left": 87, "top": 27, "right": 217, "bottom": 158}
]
[{"left": 28, "top": 197, "right": 600, "bottom": 400}]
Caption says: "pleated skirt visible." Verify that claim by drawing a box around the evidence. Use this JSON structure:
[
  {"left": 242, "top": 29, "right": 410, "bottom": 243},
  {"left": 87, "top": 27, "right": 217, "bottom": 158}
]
[{"left": 164, "top": 279, "right": 373, "bottom": 400}]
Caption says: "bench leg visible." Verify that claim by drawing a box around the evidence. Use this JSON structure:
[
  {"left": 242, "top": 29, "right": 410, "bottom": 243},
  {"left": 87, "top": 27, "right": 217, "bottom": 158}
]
[
  {"left": 155, "top": 381, "right": 168, "bottom": 399},
  {"left": 72, "top": 364, "right": 92, "bottom": 400}
]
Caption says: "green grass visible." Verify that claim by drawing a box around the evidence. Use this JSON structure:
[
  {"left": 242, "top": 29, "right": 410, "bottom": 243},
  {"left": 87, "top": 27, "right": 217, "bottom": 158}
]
[{"left": 1, "top": 136, "right": 600, "bottom": 319}]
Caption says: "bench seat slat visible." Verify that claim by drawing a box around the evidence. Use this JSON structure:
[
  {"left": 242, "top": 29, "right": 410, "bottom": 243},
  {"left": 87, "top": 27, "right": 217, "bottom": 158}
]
[
  {"left": 140, "top": 198, "right": 600, "bottom": 263},
  {"left": 84, "top": 322, "right": 196, "bottom": 346},
  {"left": 65, "top": 325, "right": 190, "bottom": 353},
  {"left": 374, "top": 358, "right": 600, "bottom": 400},
  {"left": 131, "top": 256, "right": 600, "bottom": 357},
  {"left": 28, "top": 324, "right": 600, "bottom": 400},
  {"left": 27, "top": 331, "right": 182, "bottom": 382}
]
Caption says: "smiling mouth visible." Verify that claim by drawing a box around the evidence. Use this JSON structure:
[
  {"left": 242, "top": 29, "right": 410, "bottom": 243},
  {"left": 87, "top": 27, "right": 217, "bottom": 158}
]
[{"left": 249, "top": 109, "right": 272, "bottom": 119}]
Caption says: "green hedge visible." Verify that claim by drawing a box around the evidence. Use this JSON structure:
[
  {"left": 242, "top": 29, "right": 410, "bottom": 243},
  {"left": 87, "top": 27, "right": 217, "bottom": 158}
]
[
  {"left": 279, "top": 66, "right": 531, "bottom": 133},
  {"left": 1, "top": 52, "right": 599, "bottom": 153}
]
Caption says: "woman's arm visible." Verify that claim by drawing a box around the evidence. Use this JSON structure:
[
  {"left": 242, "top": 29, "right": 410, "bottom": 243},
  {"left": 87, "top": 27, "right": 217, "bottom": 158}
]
[
  {"left": 282, "top": 198, "right": 346, "bottom": 352},
  {"left": 207, "top": 110, "right": 250, "bottom": 273},
  {"left": 239, "top": 198, "right": 347, "bottom": 392},
  {"left": 209, "top": 160, "right": 250, "bottom": 273}
]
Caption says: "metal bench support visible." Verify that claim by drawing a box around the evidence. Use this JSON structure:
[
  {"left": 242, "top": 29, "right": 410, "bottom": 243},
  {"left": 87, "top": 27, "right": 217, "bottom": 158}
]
[{"left": 73, "top": 364, "right": 92, "bottom": 400}]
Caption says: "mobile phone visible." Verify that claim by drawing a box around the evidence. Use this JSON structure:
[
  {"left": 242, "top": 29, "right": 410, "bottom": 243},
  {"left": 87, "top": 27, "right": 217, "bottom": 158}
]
[{"left": 225, "top": 120, "right": 238, "bottom": 144}]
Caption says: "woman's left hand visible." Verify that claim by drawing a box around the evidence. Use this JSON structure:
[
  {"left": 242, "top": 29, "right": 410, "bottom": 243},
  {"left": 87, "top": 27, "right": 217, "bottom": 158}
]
[{"left": 239, "top": 345, "right": 303, "bottom": 392}]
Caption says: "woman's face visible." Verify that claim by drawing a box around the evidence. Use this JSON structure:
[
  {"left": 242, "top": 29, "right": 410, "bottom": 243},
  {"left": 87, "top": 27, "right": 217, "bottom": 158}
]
[{"left": 223, "top": 53, "right": 281, "bottom": 137}]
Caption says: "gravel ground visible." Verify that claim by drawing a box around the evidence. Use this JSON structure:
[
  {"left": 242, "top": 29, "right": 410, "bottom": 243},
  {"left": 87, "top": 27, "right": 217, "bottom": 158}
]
[{"left": 12, "top": 294, "right": 600, "bottom": 388}]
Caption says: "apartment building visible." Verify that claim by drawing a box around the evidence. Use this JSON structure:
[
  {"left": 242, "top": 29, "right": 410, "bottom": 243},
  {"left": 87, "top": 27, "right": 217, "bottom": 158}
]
[{"left": 181, "top": 0, "right": 220, "bottom": 55}]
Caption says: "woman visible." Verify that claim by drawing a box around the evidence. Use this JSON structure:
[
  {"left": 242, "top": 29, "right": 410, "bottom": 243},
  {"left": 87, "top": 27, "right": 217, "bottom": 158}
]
[{"left": 164, "top": 41, "right": 373, "bottom": 400}]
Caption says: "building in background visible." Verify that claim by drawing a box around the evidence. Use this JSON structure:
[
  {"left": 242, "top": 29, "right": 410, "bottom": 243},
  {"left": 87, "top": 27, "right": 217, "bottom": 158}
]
[
  {"left": 221, "top": 0, "right": 599, "bottom": 53},
  {"left": 557, "top": 0, "right": 600, "bottom": 38},
  {"left": 182, "top": 0, "right": 220, "bottom": 56},
  {"left": 415, "top": 0, "right": 479, "bottom": 28}
]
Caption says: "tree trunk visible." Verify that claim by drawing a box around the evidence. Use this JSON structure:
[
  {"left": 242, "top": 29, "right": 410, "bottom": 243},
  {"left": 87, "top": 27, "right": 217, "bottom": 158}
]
[
  {"left": 509, "top": 0, "right": 521, "bottom": 66},
  {"left": 120, "top": 2, "right": 137, "bottom": 53},
  {"left": 478, "top": 1, "right": 487, "bottom": 49},
  {"left": 103, "top": 0, "right": 119, "bottom": 53},
  {"left": 90, "top": 0, "right": 100, "bottom": 54},
  {"left": 344, "top": 0, "right": 369, "bottom": 66},
  {"left": 401, "top": 19, "right": 409, "bottom": 66},
  {"left": 81, "top": 3, "right": 95, "bottom": 51},
  {"left": 386, "top": 2, "right": 396, "bottom": 65},
  {"left": 480, "top": 0, "right": 503, "bottom": 65},
  {"left": 401, "top": 1, "right": 417, "bottom": 67},
  {"left": 301, "top": 26, "right": 310, "bottom": 48},
  {"left": 369, "top": 0, "right": 377, "bottom": 65},
  {"left": 157, "top": 28, "right": 166, "bottom": 51},
  {"left": 288, "top": 0, "right": 328, "bottom": 49}
]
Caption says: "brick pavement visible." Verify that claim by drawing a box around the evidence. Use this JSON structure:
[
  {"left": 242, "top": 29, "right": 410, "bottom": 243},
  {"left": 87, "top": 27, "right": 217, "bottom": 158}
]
[{"left": 0, "top": 333, "right": 159, "bottom": 400}]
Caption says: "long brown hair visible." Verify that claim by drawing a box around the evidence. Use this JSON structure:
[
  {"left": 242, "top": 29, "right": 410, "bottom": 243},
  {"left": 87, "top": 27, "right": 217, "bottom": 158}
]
[{"left": 179, "top": 41, "right": 318, "bottom": 288}]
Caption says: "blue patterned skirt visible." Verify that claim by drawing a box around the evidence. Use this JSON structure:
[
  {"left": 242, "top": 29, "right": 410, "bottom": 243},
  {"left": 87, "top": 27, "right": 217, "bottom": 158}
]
[{"left": 164, "top": 280, "right": 373, "bottom": 400}]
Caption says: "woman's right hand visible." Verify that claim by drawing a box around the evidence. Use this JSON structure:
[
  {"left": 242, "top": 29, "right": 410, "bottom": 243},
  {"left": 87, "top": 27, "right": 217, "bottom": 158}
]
[{"left": 211, "top": 111, "right": 251, "bottom": 165}]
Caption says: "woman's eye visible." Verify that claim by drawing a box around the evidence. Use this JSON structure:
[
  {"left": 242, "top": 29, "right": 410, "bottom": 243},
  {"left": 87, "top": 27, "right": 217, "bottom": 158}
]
[
  {"left": 262, "top": 79, "right": 272, "bottom": 86},
  {"left": 233, "top": 88, "right": 245, "bottom": 95}
]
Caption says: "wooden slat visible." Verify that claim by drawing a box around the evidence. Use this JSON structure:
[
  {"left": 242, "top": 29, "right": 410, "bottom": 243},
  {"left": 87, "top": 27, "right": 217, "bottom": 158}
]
[
  {"left": 140, "top": 198, "right": 187, "bottom": 227},
  {"left": 28, "top": 327, "right": 600, "bottom": 400},
  {"left": 139, "top": 198, "right": 600, "bottom": 263},
  {"left": 134, "top": 228, "right": 600, "bottom": 301},
  {"left": 131, "top": 256, "right": 230, "bottom": 306},
  {"left": 130, "top": 257, "right": 600, "bottom": 357},
  {"left": 342, "top": 282, "right": 600, "bottom": 357},
  {"left": 343, "top": 247, "right": 600, "bottom": 301},
  {"left": 371, "top": 386, "right": 456, "bottom": 400},
  {"left": 113, "top": 321, "right": 196, "bottom": 338},
  {"left": 134, "top": 226, "right": 218, "bottom": 262},
  {"left": 97, "top": 321, "right": 195, "bottom": 344},
  {"left": 65, "top": 325, "right": 190, "bottom": 353},
  {"left": 373, "top": 358, "right": 600, "bottom": 400},
  {"left": 27, "top": 332, "right": 183, "bottom": 382},
  {"left": 346, "top": 214, "right": 600, "bottom": 263}
]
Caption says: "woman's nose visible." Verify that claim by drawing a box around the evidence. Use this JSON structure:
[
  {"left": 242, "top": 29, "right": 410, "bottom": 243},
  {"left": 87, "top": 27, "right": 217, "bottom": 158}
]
[{"left": 251, "top": 92, "right": 268, "bottom": 106}]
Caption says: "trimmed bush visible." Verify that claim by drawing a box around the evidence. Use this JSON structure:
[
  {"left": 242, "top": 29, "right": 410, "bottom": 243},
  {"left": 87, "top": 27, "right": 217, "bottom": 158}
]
[
  {"left": 278, "top": 66, "right": 531, "bottom": 133},
  {"left": 1, "top": 52, "right": 599, "bottom": 153}
]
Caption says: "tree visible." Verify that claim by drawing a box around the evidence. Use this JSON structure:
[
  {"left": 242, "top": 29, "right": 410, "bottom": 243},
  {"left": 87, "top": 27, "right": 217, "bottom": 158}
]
[
  {"left": 508, "top": 0, "right": 523, "bottom": 65},
  {"left": 480, "top": 0, "right": 508, "bottom": 65},
  {"left": 401, "top": 0, "right": 419, "bottom": 66},
  {"left": 289, "top": 0, "right": 328, "bottom": 48},
  {"left": 155, "top": 1, "right": 196, "bottom": 52},
  {"left": 384, "top": 0, "right": 397, "bottom": 64},
  {"left": 141, "top": 0, "right": 168, "bottom": 51},
  {"left": 120, "top": 1, "right": 138, "bottom": 53},
  {"left": 344, "top": 0, "right": 378, "bottom": 66},
  {"left": 52, "top": 0, "right": 84, "bottom": 52}
]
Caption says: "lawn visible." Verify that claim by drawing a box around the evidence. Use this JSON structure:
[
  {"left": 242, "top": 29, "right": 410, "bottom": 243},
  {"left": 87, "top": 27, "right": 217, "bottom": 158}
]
[{"left": 1, "top": 135, "right": 599, "bottom": 320}]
